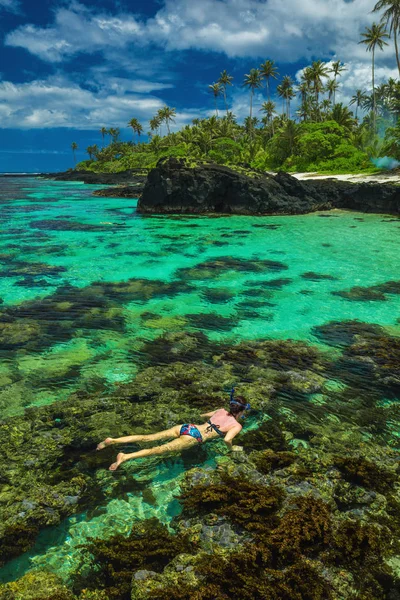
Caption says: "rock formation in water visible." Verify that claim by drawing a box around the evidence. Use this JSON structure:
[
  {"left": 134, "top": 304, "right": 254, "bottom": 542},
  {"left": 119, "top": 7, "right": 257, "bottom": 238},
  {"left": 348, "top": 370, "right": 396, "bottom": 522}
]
[
  {"left": 42, "top": 169, "right": 147, "bottom": 187},
  {"left": 136, "top": 158, "right": 400, "bottom": 215}
]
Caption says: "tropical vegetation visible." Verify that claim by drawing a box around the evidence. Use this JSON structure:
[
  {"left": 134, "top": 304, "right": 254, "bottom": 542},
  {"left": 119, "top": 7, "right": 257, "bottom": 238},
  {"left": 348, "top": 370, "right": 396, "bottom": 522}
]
[{"left": 75, "top": 1, "right": 400, "bottom": 175}]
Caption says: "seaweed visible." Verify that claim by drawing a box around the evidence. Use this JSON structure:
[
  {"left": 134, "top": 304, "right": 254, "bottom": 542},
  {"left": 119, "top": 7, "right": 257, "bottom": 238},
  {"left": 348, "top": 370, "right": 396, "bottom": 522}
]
[
  {"left": 301, "top": 272, "right": 339, "bottom": 281},
  {"left": 151, "top": 553, "right": 331, "bottom": 600},
  {"left": 240, "top": 420, "right": 289, "bottom": 452},
  {"left": 253, "top": 450, "right": 296, "bottom": 474},
  {"left": 180, "top": 477, "right": 285, "bottom": 535},
  {"left": 185, "top": 313, "right": 238, "bottom": 331},
  {"left": 200, "top": 287, "right": 236, "bottom": 303},
  {"left": 333, "top": 456, "right": 397, "bottom": 493},
  {"left": 75, "top": 519, "right": 195, "bottom": 600},
  {"left": 175, "top": 256, "right": 288, "bottom": 281},
  {"left": 312, "top": 320, "right": 384, "bottom": 347}
]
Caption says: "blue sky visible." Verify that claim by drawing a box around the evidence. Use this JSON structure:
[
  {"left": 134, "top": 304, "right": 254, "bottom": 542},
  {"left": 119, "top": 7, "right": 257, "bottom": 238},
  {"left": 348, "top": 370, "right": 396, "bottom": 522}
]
[{"left": 0, "top": 0, "right": 398, "bottom": 172}]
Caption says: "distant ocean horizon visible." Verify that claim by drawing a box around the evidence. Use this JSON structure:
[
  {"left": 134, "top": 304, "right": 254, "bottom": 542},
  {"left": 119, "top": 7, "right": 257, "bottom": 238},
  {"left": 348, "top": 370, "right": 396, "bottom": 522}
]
[{"left": 0, "top": 172, "right": 41, "bottom": 175}]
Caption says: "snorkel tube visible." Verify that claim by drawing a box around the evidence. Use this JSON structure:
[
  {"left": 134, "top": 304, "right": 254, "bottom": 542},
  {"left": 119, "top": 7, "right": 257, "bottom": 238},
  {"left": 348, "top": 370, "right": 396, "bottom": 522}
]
[{"left": 229, "top": 387, "right": 251, "bottom": 411}]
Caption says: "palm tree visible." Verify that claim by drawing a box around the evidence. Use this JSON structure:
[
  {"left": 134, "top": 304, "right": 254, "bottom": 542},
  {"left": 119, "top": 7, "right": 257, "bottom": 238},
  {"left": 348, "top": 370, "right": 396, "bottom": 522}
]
[
  {"left": 128, "top": 118, "right": 143, "bottom": 143},
  {"left": 373, "top": 0, "right": 400, "bottom": 76},
  {"left": 71, "top": 142, "right": 78, "bottom": 164},
  {"left": 150, "top": 116, "right": 162, "bottom": 136},
  {"left": 244, "top": 116, "right": 259, "bottom": 134},
  {"left": 276, "top": 83, "right": 286, "bottom": 116},
  {"left": 309, "top": 61, "right": 329, "bottom": 106},
  {"left": 243, "top": 69, "right": 263, "bottom": 120},
  {"left": 296, "top": 99, "right": 313, "bottom": 122},
  {"left": 281, "top": 76, "right": 295, "bottom": 118},
  {"left": 330, "top": 61, "right": 346, "bottom": 103},
  {"left": 280, "top": 120, "right": 300, "bottom": 155},
  {"left": 218, "top": 70, "right": 233, "bottom": 113},
  {"left": 259, "top": 59, "right": 279, "bottom": 101},
  {"left": 349, "top": 90, "right": 368, "bottom": 118},
  {"left": 100, "top": 127, "right": 107, "bottom": 148},
  {"left": 359, "top": 23, "right": 389, "bottom": 130},
  {"left": 326, "top": 79, "right": 340, "bottom": 103},
  {"left": 330, "top": 103, "right": 355, "bottom": 129},
  {"left": 109, "top": 128, "right": 120, "bottom": 143},
  {"left": 86, "top": 145, "right": 99, "bottom": 160},
  {"left": 260, "top": 100, "right": 277, "bottom": 134},
  {"left": 209, "top": 83, "right": 222, "bottom": 117},
  {"left": 297, "top": 81, "right": 310, "bottom": 105},
  {"left": 158, "top": 106, "right": 176, "bottom": 135}
]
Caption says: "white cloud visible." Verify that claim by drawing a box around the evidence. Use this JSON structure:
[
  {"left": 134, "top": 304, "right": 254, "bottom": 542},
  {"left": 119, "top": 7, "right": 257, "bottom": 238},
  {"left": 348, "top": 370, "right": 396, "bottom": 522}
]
[
  {"left": 0, "top": 77, "right": 166, "bottom": 130},
  {"left": 5, "top": 3, "right": 144, "bottom": 62},
  {"left": 5, "top": 0, "right": 394, "bottom": 65},
  {"left": 106, "top": 78, "right": 174, "bottom": 94},
  {"left": 0, "top": 0, "right": 20, "bottom": 13}
]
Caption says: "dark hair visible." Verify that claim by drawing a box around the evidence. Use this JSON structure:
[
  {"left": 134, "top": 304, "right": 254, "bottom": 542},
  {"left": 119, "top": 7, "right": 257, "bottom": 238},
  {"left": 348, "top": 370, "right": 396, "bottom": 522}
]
[{"left": 229, "top": 395, "right": 247, "bottom": 417}]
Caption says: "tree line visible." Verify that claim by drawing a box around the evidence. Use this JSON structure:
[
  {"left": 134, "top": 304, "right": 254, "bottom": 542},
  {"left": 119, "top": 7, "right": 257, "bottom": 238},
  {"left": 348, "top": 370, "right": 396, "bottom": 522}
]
[{"left": 71, "top": 0, "right": 400, "bottom": 172}]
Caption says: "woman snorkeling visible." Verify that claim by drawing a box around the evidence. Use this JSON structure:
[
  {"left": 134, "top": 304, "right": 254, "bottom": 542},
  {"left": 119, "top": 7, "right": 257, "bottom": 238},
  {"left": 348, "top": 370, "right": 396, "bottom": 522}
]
[{"left": 97, "top": 392, "right": 250, "bottom": 471}]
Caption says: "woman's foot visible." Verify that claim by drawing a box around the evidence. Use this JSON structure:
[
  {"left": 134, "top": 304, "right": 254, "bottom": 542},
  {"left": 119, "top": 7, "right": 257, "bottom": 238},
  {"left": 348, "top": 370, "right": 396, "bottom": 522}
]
[
  {"left": 109, "top": 452, "right": 125, "bottom": 471},
  {"left": 97, "top": 437, "right": 113, "bottom": 451}
]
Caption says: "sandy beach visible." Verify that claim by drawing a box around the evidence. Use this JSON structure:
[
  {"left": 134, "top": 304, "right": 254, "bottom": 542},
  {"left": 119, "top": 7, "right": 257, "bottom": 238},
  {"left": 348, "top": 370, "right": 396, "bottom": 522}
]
[{"left": 294, "top": 170, "right": 400, "bottom": 184}]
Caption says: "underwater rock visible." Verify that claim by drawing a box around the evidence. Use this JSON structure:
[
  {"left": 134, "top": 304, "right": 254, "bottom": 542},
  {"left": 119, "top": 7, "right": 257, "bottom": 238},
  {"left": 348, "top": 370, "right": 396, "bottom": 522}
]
[
  {"left": 135, "top": 331, "right": 214, "bottom": 366},
  {"left": 333, "top": 456, "right": 397, "bottom": 494},
  {"left": 0, "top": 319, "right": 42, "bottom": 349},
  {"left": 0, "top": 258, "right": 66, "bottom": 278},
  {"left": 200, "top": 287, "right": 236, "bottom": 303},
  {"left": 332, "top": 280, "right": 400, "bottom": 302},
  {"left": 301, "top": 272, "right": 339, "bottom": 281},
  {"left": 185, "top": 312, "right": 239, "bottom": 332},
  {"left": 74, "top": 519, "right": 195, "bottom": 600},
  {"left": 342, "top": 333, "right": 400, "bottom": 392},
  {"left": 30, "top": 219, "right": 119, "bottom": 232},
  {"left": 45, "top": 169, "right": 147, "bottom": 185},
  {"left": 312, "top": 320, "right": 384, "bottom": 347},
  {"left": 93, "top": 183, "right": 145, "bottom": 198},
  {"left": 138, "top": 158, "right": 400, "bottom": 215},
  {"left": 0, "top": 570, "right": 75, "bottom": 600},
  {"left": 175, "top": 256, "right": 288, "bottom": 281},
  {"left": 332, "top": 285, "right": 387, "bottom": 301},
  {"left": 17, "top": 339, "right": 96, "bottom": 382},
  {"left": 0, "top": 276, "right": 195, "bottom": 354}
]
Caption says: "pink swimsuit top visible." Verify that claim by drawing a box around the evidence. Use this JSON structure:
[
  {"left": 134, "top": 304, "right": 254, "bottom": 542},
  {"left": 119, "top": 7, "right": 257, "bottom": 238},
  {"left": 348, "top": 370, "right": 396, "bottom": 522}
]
[{"left": 209, "top": 409, "right": 242, "bottom": 433}]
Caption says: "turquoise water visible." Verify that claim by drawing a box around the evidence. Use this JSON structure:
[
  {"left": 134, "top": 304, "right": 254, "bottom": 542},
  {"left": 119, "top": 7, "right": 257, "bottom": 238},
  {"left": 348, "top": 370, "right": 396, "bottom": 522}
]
[{"left": 0, "top": 177, "right": 399, "bottom": 584}]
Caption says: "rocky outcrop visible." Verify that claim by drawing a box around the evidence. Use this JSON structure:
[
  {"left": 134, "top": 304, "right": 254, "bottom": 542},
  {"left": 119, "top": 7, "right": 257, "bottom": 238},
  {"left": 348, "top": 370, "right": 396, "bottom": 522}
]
[
  {"left": 41, "top": 169, "right": 148, "bottom": 186},
  {"left": 93, "top": 183, "right": 145, "bottom": 198},
  {"left": 137, "top": 158, "right": 400, "bottom": 215}
]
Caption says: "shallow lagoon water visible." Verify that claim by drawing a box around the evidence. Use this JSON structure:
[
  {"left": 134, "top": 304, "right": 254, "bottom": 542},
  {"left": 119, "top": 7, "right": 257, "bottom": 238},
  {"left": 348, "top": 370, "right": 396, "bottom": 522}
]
[{"left": 0, "top": 177, "right": 399, "bottom": 587}]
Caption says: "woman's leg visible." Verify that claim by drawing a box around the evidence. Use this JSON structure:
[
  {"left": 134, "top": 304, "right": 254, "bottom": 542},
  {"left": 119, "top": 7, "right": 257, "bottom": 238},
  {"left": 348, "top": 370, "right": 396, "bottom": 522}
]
[
  {"left": 97, "top": 425, "right": 181, "bottom": 450},
  {"left": 109, "top": 436, "right": 196, "bottom": 471}
]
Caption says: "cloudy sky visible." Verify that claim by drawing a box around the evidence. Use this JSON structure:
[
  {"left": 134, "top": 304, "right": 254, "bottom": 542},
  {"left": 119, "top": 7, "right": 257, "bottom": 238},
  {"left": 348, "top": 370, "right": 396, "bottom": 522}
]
[{"left": 0, "top": 0, "right": 398, "bottom": 171}]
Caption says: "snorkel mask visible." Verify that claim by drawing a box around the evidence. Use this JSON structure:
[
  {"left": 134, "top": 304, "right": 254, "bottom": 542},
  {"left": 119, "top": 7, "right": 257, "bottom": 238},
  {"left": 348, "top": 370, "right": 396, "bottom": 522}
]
[{"left": 229, "top": 388, "right": 251, "bottom": 412}]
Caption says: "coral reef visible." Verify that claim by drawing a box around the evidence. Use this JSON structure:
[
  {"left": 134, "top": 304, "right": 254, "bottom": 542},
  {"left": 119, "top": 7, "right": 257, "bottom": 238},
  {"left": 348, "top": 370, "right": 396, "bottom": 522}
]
[
  {"left": 174, "top": 256, "right": 288, "bottom": 281},
  {"left": 0, "top": 326, "right": 399, "bottom": 600},
  {"left": 332, "top": 280, "right": 400, "bottom": 302},
  {"left": 74, "top": 519, "right": 194, "bottom": 600},
  {"left": 333, "top": 456, "right": 397, "bottom": 493}
]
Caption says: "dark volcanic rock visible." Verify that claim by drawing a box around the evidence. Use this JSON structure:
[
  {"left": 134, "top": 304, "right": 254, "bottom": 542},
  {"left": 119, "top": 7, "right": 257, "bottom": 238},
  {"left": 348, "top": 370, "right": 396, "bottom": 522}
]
[
  {"left": 41, "top": 169, "right": 147, "bottom": 186},
  {"left": 93, "top": 184, "right": 145, "bottom": 198},
  {"left": 138, "top": 159, "right": 331, "bottom": 215},
  {"left": 137, "top": 158, "right": 400, "bottom": 216}
]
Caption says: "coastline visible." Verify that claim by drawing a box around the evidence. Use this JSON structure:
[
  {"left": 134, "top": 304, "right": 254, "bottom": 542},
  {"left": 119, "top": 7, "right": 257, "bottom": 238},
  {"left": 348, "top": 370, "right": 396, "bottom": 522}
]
[{"left": 294, "top": 170, "right": 400, "bottom": 184}]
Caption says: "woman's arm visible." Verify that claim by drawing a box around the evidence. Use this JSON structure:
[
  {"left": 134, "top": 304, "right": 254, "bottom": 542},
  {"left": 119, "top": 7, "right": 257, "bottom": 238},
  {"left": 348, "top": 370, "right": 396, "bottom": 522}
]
[
  {"left": 200, "top": 410, "right": 218, "bottom": 418},
  {"left": 223, "top": 425, "right": 243, "bottom": 451}
]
